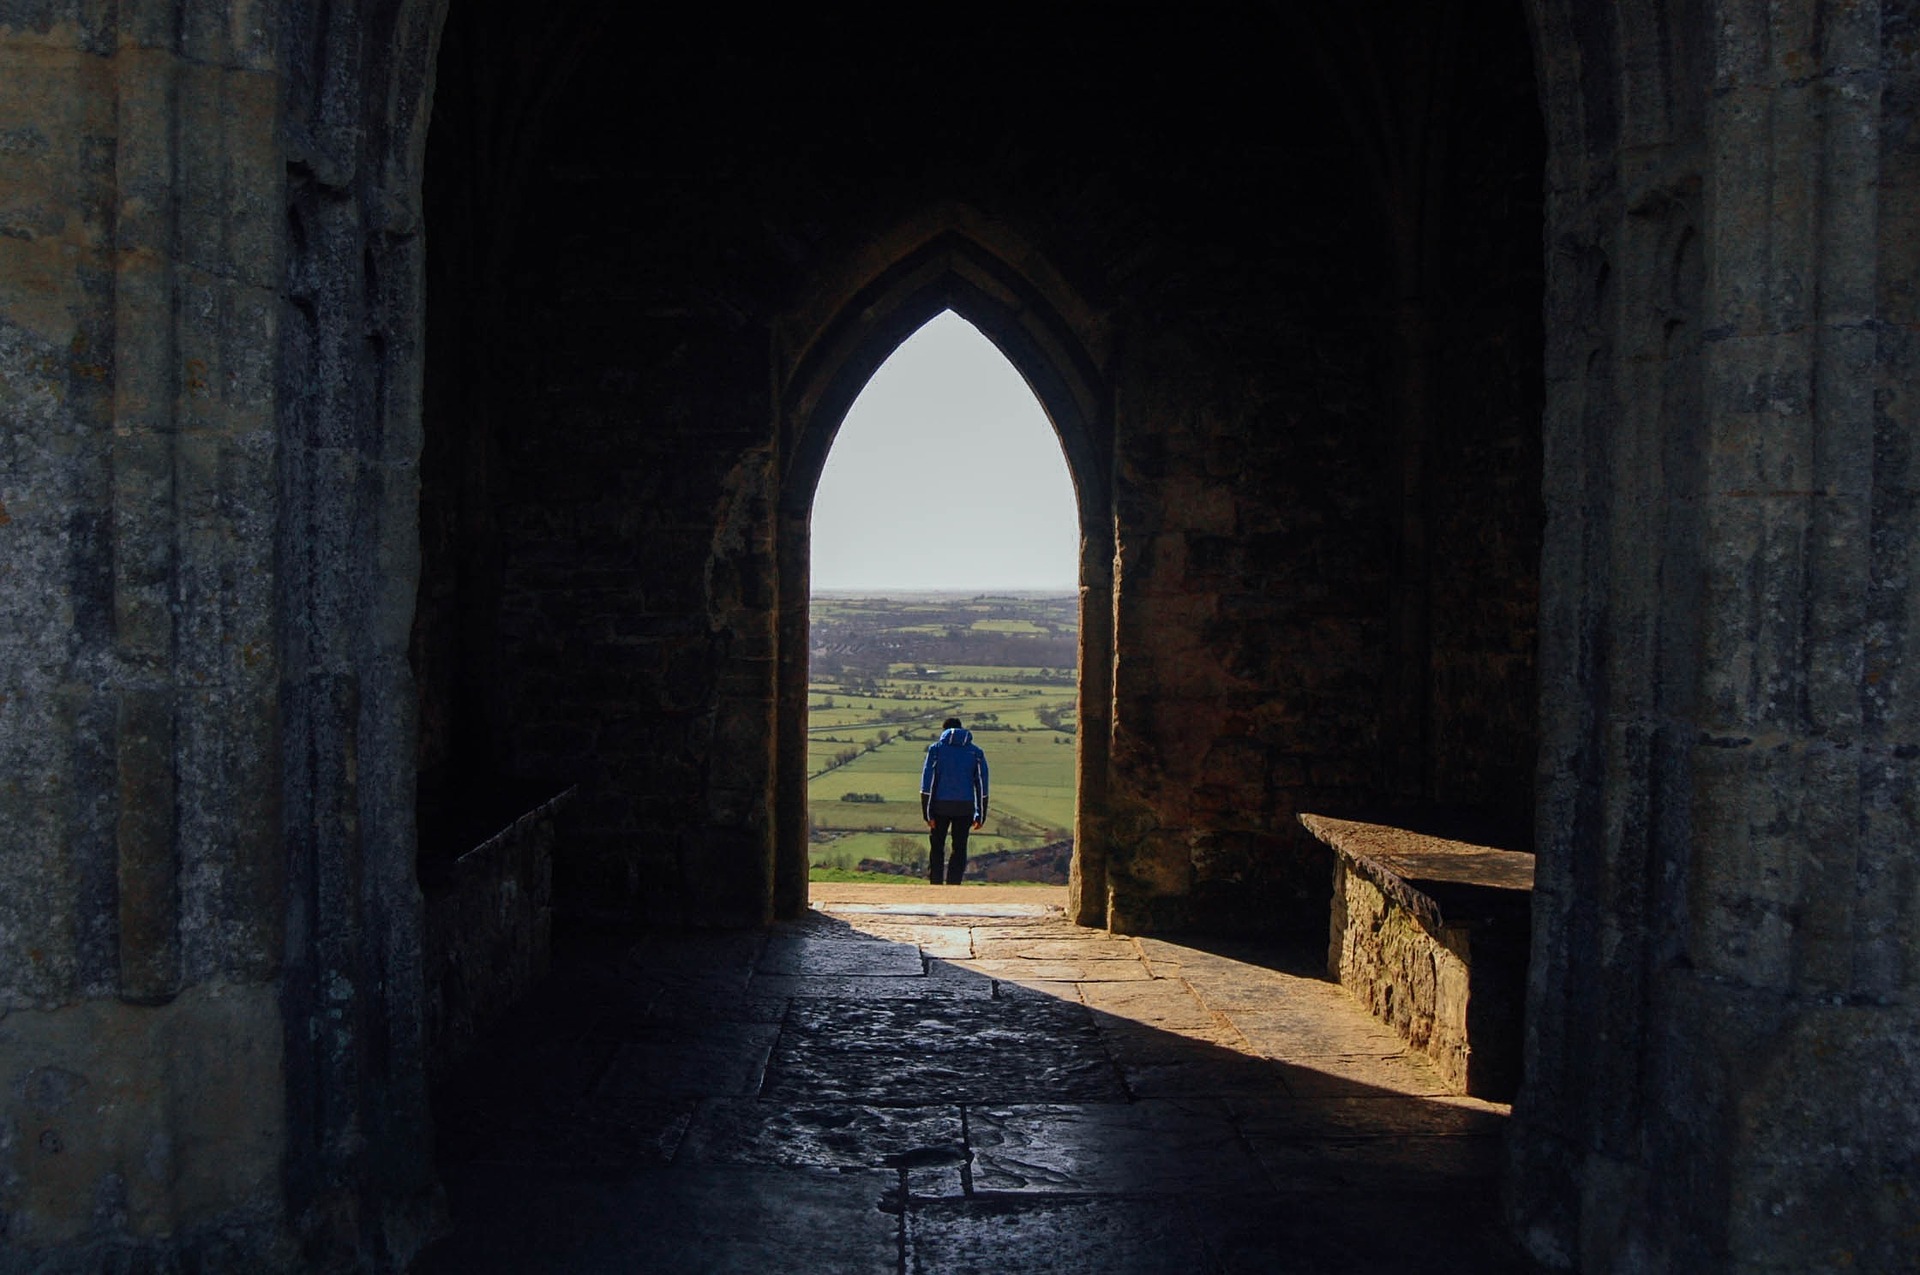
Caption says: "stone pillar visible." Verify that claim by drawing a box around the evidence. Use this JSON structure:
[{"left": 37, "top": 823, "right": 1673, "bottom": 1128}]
[
  {"left": 0, "top": 0, "right": 294, "bottom": 1259},
  {"left": 275, "top": 0, "right": 445, "bottom": 1263},
  {"left": 1065, "top": 524, "right": 1115, "bottom": 927},
  {"left": 1514, "top": 1, "right": 1920, "bottom": 1267},
  {"left": 2, "top": 0, "right": 449, "bottom": 1263}
]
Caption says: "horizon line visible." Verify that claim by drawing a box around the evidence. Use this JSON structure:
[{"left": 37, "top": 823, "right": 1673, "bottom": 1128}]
[{"left": 811, "top": 587, "right": 1077, "bottom": 597}]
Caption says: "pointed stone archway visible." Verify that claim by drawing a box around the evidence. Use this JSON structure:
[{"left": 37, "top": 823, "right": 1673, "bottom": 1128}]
[{"left": 772, "top": 226, "right": 1116, "bottom": 927}]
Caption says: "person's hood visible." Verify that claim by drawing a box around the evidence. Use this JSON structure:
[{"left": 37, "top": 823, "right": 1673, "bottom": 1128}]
[{"left": 938, "top": 727, "right": 973, "bottom": 748}]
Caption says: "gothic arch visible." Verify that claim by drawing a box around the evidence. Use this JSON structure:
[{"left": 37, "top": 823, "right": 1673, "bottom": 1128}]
[{"left": 771, "top": 228, "right": 1116, "bottom": 924}]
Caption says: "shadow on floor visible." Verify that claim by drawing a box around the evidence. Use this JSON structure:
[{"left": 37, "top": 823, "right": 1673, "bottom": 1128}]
[{"left": 415, "top": 903, "right": 1537, "bottom": 1274}]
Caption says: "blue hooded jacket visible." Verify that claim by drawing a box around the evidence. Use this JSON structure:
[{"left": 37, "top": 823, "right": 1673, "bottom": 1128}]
[{"left": 921, "top": 727, "right": 989, "bottom": 821}]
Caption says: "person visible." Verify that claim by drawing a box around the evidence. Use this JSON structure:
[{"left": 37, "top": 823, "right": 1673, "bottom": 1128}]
[{"left": 920, "top": 717, "right": 989, "bottom": 885}]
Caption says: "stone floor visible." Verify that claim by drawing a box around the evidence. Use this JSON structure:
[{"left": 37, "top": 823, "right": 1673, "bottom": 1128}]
[{"left": 416, "top": 885, "right": 1534, "bottom": 1273}]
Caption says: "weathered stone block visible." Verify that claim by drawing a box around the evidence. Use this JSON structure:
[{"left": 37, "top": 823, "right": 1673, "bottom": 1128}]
[
  {"left": 0, "top": 983, "right": 284, "bottom": 1251},
  {"left": 1727, "top": 1003, "right": 1920, "bottom": 1272}
]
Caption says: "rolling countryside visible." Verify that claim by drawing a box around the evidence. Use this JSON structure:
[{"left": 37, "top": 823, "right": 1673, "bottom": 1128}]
[{"left": 808, "top": 594, "right": 1077, "bottom": 882}]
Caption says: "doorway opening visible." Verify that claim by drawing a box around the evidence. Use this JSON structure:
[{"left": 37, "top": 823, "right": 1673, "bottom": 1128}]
[
  {"left": 803, "top": 312, "right": 1081, "bottom": 889},
  {"left": 770, "top": 242, "right": 1114, "bottom": 925}
]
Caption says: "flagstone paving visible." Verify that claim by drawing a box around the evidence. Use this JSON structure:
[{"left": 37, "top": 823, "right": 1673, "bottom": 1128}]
[{"left": 418, "top": 884, "right": 1534, "bottom": 1273}]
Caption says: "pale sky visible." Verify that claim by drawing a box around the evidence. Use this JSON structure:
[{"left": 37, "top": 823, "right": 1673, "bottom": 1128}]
[{"left": 810, "top": 311, "right": 1080, "bottom": 592}]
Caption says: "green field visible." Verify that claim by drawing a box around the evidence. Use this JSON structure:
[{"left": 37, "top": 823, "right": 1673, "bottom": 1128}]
[
  {"left": 808, "top": 594, "right": 1078, "bottom": 882},
  {"left": 808, "top": 676, "right": 1075, "bottom": 860}
]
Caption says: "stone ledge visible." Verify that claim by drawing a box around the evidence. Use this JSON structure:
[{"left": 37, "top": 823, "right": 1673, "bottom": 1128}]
[
  {"left": 1298, "top": 813, "right": 1534, "bottom": 935},
  {"left": 1300, "top": 813, "right": 1532, "bottom": 1100}
]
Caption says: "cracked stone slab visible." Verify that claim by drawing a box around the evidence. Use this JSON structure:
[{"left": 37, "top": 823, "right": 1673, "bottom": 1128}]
[
  {"left": 968, "top": 1099, "right": 1258, "bottom": 1195},
  {"left": 782, "top": 993, "right": 1105, "bottom": 1045},
  {"left": 593, "top": 1023, "right": 779, "bottom": 1100},
  {"left": 1077, "top": 980, "right": 1231, "bottom": 1035},
  {"left": 622, "top": 930, "right": 768, "bottom": 975},
  {"left": 1228, "top": 1093, "right": 1509, "bottom": 1139},
  {"left": 764, "top": 998, "right": 1125, "bottom": 1104},
  {"left": 1244, "top": 1128, "right": 1504, "bottom": 1193},
  {"left": 970, "top": 937, "right": 1143, "bottom": 962},
  {"left": 1186, "top": 1189, "right": 1532, "bottom": 1272},
  {"left": 420, "top": 1162, "right": 899, "bottom": 1274},
  {"left": 955, "top": 957, "right": 1153, "bottom": 982},
  {"left": 1271, "top": 1054, "right": 1453, "bottom": 1099},
  {"left": 678, "top": 1097, "right": 966, "bottom": 1172},
  {"left": 1114, "top": 1045, "right": 1289, "bottom": 1101},
  {"left": 954, "top": 919, "right": 1097, "bottom": 936},
  {"left": 925, "top": 956, "right": 999, "bottom": 985},
  {"left": 902, "top": 1163, "right": 970, "bottom": 1201},
  {"left": 764, "top": 1047, "right": 1124, "bottom": 1105},
  {"left": 975, "top": 980, "right": 1091, "bottom": 1008},
  {"left": 641, "top": 986, "right": 794, "bottom": 1023},
  {"left": 426, "top": 916, "right": 1536, "bottom": 1271},
  {"left": 758, "top": 935, "right": 928, "bottom": 976},
  {"left": 839, "top": 922, "right": 977, "bottom": 958},
  {"left": 749, "top": 972, "right": 995, "bottom": 1000},
  {"left": 907, "top": 1195, "right": 1204, "bottom": 1275},
  {"left": 1134, "top": 937, "right": 1321, "bottom": 977},
  {"left": 1130, "top": 936, "right": 1199, "bottom": 979},
  {"left": 1223, "top": 1007, "right": 1412, "bottom": 1060},
  {"left": 1093, "top": 1017, "right": 1251, "bottom": 1065},
  {"left": 1178, "top": 970, "right": 1340, "bottom": 1016}
]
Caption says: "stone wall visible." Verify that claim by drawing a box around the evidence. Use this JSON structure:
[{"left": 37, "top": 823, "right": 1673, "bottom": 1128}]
[
  {"left": 1098, "top": 5, "right": 1547, "bottom": 934},
  {"left": 412, "top": 0, "right": 785, "bottom": 927},
  {"left": 1330, "top": 858, "right": 1475, "bottom": 1092},
  {"left": 422, "top": 789, "right": 567, "bottom": 1082},
  {"left": 276, "top": 0, "right": 444, "bottom": 1262},
  {"left": 1312, "top": 814, "right": 1534, "bottom": 1100},
  {"left": 408, "top": 0, "right": 1548, "bottom": 941}
]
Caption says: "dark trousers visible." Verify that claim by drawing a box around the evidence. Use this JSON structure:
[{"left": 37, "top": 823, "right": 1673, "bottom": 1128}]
[{"left": 927, "top": 800, "right": 974, "bottom": 884}]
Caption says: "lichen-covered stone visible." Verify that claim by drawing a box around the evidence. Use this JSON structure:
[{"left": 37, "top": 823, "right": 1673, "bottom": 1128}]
[{"left": 1330, "top": 857, "right": 1474, "bottom": 1092}]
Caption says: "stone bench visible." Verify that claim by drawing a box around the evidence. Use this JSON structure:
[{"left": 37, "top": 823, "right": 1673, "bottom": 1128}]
[{"left": 1299, "top": 813, "right": 1533, "bottom": 1100}]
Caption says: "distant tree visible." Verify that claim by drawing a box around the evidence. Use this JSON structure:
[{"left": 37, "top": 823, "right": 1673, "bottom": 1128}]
[
  {"left": 886, "top": 836, "right": 919, "bottom": 866},
  {"left": 1035, "top": 703, "right": 1074, "bottom": 731}
]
